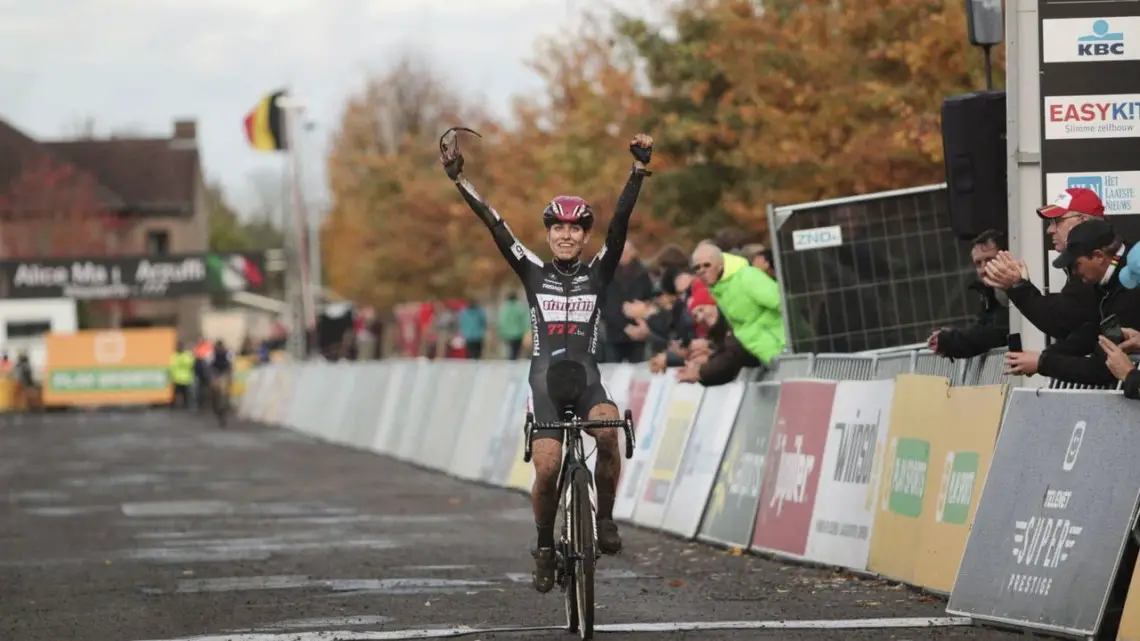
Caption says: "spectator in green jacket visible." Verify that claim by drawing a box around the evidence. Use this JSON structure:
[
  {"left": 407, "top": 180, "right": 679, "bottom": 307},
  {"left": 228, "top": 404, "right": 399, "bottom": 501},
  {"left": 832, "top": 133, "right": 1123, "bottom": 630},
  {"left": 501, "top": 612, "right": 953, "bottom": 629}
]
[
  {"left": 169, "top": 342, "right": 196, "bottom": 409},
  {"left": 497, "top": 292, "right": 529, "bottom": 360},
  {"left": 690, "top": 242, "right": 786, "bottom": 363}
]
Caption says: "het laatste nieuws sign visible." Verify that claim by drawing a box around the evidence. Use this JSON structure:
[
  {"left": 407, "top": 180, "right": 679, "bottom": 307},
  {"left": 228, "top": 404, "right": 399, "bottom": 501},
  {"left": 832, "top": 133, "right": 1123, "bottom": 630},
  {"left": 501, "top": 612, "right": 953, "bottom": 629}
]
[{"left": 0, "top": 253, "right": 267, "bottom": 300}]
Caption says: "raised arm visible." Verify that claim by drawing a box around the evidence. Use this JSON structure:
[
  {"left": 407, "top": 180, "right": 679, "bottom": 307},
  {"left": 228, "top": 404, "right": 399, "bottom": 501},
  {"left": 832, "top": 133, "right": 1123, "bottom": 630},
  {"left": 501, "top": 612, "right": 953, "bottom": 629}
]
[
  {"left": 592, "top": 134, "right": 653, "bottom": 283},
  {"left": 441, "top": 138, "right": 542, "bottom": 280}
]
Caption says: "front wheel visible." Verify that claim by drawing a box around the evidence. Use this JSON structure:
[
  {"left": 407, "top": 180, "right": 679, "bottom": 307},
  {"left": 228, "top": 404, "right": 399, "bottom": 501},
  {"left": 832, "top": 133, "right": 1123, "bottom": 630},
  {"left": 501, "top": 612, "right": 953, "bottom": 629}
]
[{"left": 570, "top": 467, "right": 595, "bottom": 639}]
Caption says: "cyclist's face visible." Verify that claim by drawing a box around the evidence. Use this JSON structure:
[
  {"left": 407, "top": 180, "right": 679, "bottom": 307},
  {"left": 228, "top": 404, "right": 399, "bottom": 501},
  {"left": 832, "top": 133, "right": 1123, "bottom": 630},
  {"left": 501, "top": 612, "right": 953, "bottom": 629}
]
[{"left": 547, "top": 223, "right": 588, "bottom": 261}]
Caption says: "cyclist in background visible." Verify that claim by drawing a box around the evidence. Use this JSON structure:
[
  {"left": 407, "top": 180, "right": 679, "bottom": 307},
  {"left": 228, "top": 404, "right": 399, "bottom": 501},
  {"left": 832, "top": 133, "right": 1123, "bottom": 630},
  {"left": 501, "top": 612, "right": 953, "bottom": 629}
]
[
  {"left": 209, "top": 339, "right": 234, "bottom": 403},
  {"left": 440, "top": 130, "right": 653, "bottom": 593}
]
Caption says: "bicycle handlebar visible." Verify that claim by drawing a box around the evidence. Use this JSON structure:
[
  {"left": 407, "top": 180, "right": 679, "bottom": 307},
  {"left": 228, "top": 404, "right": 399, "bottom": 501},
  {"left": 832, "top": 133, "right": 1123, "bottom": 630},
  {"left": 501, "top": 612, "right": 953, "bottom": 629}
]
[
  {"left": 529, "top": 419, "right": 628, "bottom": 430},
  {"left": 522, "top": 409, "right": 637, "bottom": 463}
]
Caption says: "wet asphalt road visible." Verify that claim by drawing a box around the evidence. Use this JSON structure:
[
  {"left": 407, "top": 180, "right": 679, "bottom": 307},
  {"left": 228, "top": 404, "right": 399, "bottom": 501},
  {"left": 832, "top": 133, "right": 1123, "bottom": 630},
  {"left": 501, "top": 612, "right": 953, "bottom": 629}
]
[{"left": 0, "top": 412, "right": 1024, "bottom": 641}]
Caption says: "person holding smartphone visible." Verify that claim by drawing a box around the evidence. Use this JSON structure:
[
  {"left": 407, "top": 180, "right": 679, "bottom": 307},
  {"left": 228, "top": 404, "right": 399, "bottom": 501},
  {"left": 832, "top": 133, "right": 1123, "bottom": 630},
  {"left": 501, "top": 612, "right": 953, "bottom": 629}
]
[{"left": 1005, "top": 219, "right": 1140, "bottom": 386}]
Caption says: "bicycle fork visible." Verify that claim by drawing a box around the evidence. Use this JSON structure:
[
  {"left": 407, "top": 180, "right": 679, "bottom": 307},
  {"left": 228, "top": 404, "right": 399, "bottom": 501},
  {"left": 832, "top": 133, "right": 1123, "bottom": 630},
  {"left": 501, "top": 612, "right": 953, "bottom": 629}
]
[{"left": 556, "top": 472, "right": 600, "bottom": 591}]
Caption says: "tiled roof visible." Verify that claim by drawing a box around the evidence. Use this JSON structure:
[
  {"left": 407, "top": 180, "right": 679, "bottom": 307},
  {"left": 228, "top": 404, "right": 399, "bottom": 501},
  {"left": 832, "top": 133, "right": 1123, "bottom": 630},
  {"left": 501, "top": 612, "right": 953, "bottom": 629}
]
[{"left": 0, "top": 117, "right": 199, "bottom": 213}]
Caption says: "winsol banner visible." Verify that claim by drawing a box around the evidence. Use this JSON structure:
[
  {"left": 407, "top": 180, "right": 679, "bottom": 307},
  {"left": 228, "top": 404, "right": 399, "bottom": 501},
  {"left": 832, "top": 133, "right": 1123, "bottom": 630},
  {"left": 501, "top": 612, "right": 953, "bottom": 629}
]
[
  {"left": 660, "top": 382, "right": 746, "bottom": 538},
  {"left": 698, "top": 382, "right": 781, "bottom": 549},
  {"left": 803, "top": 379, "right": 894, "bottom": 570},
  {"left": 633, "top": 382, "right": 704, "bottom": 529},
  {"left": 614, "top": 374, "right": 673, "bottom": 522},
  {"left": 751, "top": 380, "right": 836, "bottom": 558}
]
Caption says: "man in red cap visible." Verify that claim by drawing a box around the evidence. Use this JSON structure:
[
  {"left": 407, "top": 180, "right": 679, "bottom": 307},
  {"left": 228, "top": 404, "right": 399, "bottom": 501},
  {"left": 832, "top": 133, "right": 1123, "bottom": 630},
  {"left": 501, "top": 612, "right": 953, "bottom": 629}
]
[{"left": 981, "top": 187, "right": 1103, "bottom": 340}]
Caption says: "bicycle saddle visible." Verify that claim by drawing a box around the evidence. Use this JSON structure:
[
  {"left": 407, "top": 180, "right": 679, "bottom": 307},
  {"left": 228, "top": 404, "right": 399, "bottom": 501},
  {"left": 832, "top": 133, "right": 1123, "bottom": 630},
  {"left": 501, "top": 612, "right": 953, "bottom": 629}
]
[{"left": 546, "top": 360, "right": 587, "bottom": 414}]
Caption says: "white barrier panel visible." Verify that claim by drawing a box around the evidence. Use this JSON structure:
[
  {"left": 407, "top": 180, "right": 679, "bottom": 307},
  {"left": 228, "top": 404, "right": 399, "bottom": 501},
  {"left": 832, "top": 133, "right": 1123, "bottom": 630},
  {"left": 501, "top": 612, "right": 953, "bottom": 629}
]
[
  {"left": 660, "top": 382, "right": 746, "bottom": 538},
  {"left": 375, "top": 360, "right": 417, "bottom": 453},
  {"left": 417, "top": 362, "right": 478, "bottom": 470},
  {"left": 633, "top": 382, "right": 705, "bottom": 529},
  {"left": 804, "top": 379, "right": 895, "bottom": 571},
  {"left": 395, "top": 363, "right": 438, "bottom": 460},
  {"left": 480, "top": 372, "right": 530, "bottom": 485},
  {"left": 614, "top": 375, "right": 673, "bottom": 522},
  {"left": 450, "top": 363, "right": 515, "bottom": 480},
  {"left": 344, "top": 365, "right": 388, "bottom": 449}
]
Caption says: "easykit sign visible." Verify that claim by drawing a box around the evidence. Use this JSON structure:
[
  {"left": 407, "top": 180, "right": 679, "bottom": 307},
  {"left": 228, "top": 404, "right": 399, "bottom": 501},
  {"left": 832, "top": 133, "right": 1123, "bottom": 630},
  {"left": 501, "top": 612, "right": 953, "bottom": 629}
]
[
  {"left": 0, "top": 252, "right": 267, "bottom": 300},
  {"left": 948, "top": 389, "right": 1140, "bottom": 637},
  {"left": 1043, "top": 94, "right": 1140, "bottom": 140}
]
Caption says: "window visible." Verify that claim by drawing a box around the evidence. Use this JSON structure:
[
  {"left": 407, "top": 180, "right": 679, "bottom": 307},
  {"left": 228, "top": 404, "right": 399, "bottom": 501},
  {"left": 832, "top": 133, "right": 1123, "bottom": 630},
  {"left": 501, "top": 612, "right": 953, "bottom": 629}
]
[
  {"left": 146, "top": 230, "right": 170, "bottom": 255},
  {"left": 6, "top": 320, "right": 52, "bottom": 340}
]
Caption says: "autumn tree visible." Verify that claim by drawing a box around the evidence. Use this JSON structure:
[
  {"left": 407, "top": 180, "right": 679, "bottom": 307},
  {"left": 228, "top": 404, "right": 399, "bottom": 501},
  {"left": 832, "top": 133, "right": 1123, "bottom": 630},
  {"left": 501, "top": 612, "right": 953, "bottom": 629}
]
[
  {"left": 323, "top": 52, "right": 491, "bottom": 309},
  {"left": 0, "top": 156, "right": 121, "bottom": 258}
]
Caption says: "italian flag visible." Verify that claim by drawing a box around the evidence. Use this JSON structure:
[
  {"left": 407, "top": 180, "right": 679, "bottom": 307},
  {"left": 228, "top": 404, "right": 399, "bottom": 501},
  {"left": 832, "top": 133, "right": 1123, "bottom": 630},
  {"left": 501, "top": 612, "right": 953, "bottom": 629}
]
[{"left": 206, "top": 254, "right": 264, "bottom": 292}]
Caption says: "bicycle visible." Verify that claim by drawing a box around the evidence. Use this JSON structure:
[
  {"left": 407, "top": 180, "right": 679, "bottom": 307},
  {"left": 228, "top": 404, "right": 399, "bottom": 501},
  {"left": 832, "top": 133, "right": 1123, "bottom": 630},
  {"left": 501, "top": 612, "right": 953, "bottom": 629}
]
[
  {"left": 522, "top": 372, "right": 635, "bottom": 640},
  {"left": 210, "top": 372, "right": 232, "bottom": 427}
]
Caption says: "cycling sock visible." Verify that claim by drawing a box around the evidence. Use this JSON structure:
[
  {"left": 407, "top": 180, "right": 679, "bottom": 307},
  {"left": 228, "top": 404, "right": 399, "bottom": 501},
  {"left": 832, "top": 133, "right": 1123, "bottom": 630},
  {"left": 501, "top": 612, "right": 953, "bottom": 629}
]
[{"left": 536, "top": 524, "right": 555, "bottom": 548}]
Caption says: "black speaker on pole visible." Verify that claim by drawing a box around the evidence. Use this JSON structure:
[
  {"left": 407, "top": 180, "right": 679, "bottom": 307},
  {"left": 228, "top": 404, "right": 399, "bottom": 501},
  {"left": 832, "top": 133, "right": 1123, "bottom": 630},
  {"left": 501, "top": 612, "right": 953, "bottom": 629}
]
[{"left": 940, "top": 91, "right": 1008, "bottom": 240}]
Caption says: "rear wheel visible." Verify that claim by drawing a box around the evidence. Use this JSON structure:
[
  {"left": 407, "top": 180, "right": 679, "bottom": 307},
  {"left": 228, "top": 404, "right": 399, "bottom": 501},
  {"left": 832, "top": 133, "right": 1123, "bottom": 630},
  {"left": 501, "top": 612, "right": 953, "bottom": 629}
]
[{"left": 571, "top": 467, "right": 595, "bottom": 639}]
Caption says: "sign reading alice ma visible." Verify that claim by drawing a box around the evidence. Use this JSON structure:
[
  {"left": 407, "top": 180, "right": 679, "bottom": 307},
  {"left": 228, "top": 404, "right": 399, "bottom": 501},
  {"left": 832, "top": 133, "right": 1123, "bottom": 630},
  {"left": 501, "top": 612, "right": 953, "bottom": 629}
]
[{"left": 0, "top": 252, "right": 267, "bottom": 300}]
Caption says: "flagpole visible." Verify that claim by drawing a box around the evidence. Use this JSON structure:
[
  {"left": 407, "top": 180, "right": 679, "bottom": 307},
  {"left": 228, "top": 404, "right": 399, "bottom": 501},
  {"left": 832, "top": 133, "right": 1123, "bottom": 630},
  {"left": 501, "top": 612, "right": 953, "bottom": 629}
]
[{"left": 277, "top": 93, "right": 315, "bottom": 356}]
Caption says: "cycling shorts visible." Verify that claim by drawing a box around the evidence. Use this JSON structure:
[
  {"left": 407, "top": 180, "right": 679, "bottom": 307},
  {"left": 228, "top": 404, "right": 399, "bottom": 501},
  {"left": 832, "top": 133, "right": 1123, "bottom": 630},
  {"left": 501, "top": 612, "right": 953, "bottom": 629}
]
[{"left": 528, "top": 378, "right": 616, "bottom": 443}]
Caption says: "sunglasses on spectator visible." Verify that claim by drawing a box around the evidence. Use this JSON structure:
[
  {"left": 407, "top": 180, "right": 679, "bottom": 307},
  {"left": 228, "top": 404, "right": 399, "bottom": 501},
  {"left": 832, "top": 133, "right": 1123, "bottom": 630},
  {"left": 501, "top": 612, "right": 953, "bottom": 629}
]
[{"left": 692, "top": 262, "right": 713, "bottom": 271}]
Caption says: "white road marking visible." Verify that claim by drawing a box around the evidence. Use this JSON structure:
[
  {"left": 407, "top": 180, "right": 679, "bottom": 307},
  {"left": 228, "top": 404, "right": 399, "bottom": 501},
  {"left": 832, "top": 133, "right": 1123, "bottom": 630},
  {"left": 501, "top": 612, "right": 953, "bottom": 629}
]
[{"left": 135, "top": 617, "right": 974, "bottom": 640}]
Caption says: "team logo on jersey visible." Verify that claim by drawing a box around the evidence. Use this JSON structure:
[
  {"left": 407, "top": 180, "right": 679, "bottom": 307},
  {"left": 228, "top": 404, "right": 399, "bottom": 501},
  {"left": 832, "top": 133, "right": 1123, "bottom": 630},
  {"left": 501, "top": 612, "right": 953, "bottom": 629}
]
[
  {"left": 535, "top": 294, "right": 597, "bottom": 323},
  {"left": 542, "top": 275, "right": 562, "bottom": 292}
]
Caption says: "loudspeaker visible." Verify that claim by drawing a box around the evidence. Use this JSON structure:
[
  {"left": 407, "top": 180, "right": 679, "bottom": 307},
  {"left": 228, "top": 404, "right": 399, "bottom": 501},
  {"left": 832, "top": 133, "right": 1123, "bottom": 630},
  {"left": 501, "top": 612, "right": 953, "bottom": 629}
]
[{"left": 941, "top": 91, "right": 1008, "bottom": 240}]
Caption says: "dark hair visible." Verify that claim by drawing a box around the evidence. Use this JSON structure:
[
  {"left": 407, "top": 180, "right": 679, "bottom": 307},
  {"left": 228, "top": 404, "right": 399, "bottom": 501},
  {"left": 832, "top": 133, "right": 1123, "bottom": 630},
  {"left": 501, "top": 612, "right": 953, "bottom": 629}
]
[
  {"left": 651, "top": 243, "right": 691, "bottom": 271},
  {"left": 971, "top": 229, "right": 1006, "bottom": 251}
]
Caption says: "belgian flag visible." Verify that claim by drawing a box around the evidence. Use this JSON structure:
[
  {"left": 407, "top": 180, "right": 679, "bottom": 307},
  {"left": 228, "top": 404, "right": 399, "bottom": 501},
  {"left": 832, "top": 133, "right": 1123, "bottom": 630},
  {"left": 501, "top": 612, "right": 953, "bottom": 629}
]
[{"left": 243, "top": 90, "right": 288, "bottom": 151}]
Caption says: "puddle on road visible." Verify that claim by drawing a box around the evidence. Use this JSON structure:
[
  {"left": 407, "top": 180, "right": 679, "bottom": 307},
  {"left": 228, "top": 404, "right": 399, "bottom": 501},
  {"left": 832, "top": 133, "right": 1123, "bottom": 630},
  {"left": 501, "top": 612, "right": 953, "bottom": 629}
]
[
  {"left": 172, "top": 575, "right": 494, "bottom": 596},
  {"left": 259, "top": 615, "right": 392, "bottom": 630},
  {"left": 25, "top": 505, "right": 112, "bottom": 517},
  {"left": 397, "top": 565, "right": 476, "bottom": 572},
  {"left": 503, "top": 568, "right": 658, "bottom": 583},
  {"left": 128, "top": 538, "right": 401, "bottom": 563},
  {"left": 122, "top": 500, "right": 236, "bottom": 517},
  {"left": 7, "top": 489, "right": 71, "bottom": 503},
  {"left": 64, "top": 473, "right": 168, "bottom": 488}
]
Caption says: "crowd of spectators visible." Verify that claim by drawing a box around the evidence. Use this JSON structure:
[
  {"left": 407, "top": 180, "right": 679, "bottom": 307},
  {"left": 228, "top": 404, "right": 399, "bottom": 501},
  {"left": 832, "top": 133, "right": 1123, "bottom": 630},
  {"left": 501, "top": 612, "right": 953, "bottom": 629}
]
[
  {"left": 927, "top": 187, "right": 1140, "bottom": 397},
  {"left": 378, "top": 227, "right": 787, "bottom": 388}
]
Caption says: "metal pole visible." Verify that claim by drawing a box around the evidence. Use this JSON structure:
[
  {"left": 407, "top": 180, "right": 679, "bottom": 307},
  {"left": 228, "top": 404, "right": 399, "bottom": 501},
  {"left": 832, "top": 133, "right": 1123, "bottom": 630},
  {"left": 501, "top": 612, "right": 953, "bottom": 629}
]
[
  {"left": 278, "top": 94, "right": 315, "bottom": 358},
  {"left": 983, "top": 44, "right": 994, "bottom": 91}
]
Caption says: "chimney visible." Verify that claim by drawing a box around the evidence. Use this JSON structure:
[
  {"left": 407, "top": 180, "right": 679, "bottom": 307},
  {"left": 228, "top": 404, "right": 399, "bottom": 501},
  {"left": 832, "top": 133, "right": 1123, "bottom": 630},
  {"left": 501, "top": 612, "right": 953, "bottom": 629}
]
[{"left": 173, "top": 119, "right": 197, "bottom": 140}]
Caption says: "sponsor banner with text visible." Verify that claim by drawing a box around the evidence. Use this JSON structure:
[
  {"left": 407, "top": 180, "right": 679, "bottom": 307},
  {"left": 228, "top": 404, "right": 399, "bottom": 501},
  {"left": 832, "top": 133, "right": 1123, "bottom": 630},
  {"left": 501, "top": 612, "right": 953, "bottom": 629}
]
[
  {"left": 803, "top": 380, "right": 894, "bottom": 571},
  {"left": 866, "top": 374, "right": 945, "bottom": 584},
  {"left": 661, "top": 383, "right": 745, "bottom": 538},
  {"left": 1042, "top": 16, "right": 1140, "bottom": 64},
  {"left": 751, "top": 380, "right": 835, "bottom": 558},
  {"left": 44, "top": 328, "right": 175, "bottom": 407},
  {"left": 634, "top": 382, "right": 704, "bottom": 529},
  {"left": 0, "top": 252, "right": 267, "bottom": 300},
  {"left": 1043, "top": 94, "right": 1140, "bottom": 140},
  {"left": 948, "top": 390, "right": 1140, "bottom": 637},
  {"left": 698, "top": 382, "right": 781, "bottom": 549},
  {"left": 1045, "top": 170, "right": 1140, "bottom": 215},
  {"left": 912, "top": 384, "right": 1005, "bottom": 594},
  {"left": 614, "top": 375, "right": 673, "bottom": 522}
]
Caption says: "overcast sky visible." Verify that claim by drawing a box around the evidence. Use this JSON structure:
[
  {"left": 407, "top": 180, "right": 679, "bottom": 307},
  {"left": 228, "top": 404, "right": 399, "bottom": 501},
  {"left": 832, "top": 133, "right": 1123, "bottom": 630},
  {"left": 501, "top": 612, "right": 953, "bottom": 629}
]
[{"left": 0, "top": 0, "right": 661, "bottom": 218}]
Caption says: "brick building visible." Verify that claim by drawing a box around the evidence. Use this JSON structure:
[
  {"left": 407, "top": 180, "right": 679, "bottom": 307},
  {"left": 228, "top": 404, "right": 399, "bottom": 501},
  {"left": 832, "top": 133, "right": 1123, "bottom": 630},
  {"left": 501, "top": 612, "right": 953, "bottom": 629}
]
[{"left": 0, "top": 118, "right": 210, "bottom": 337}]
